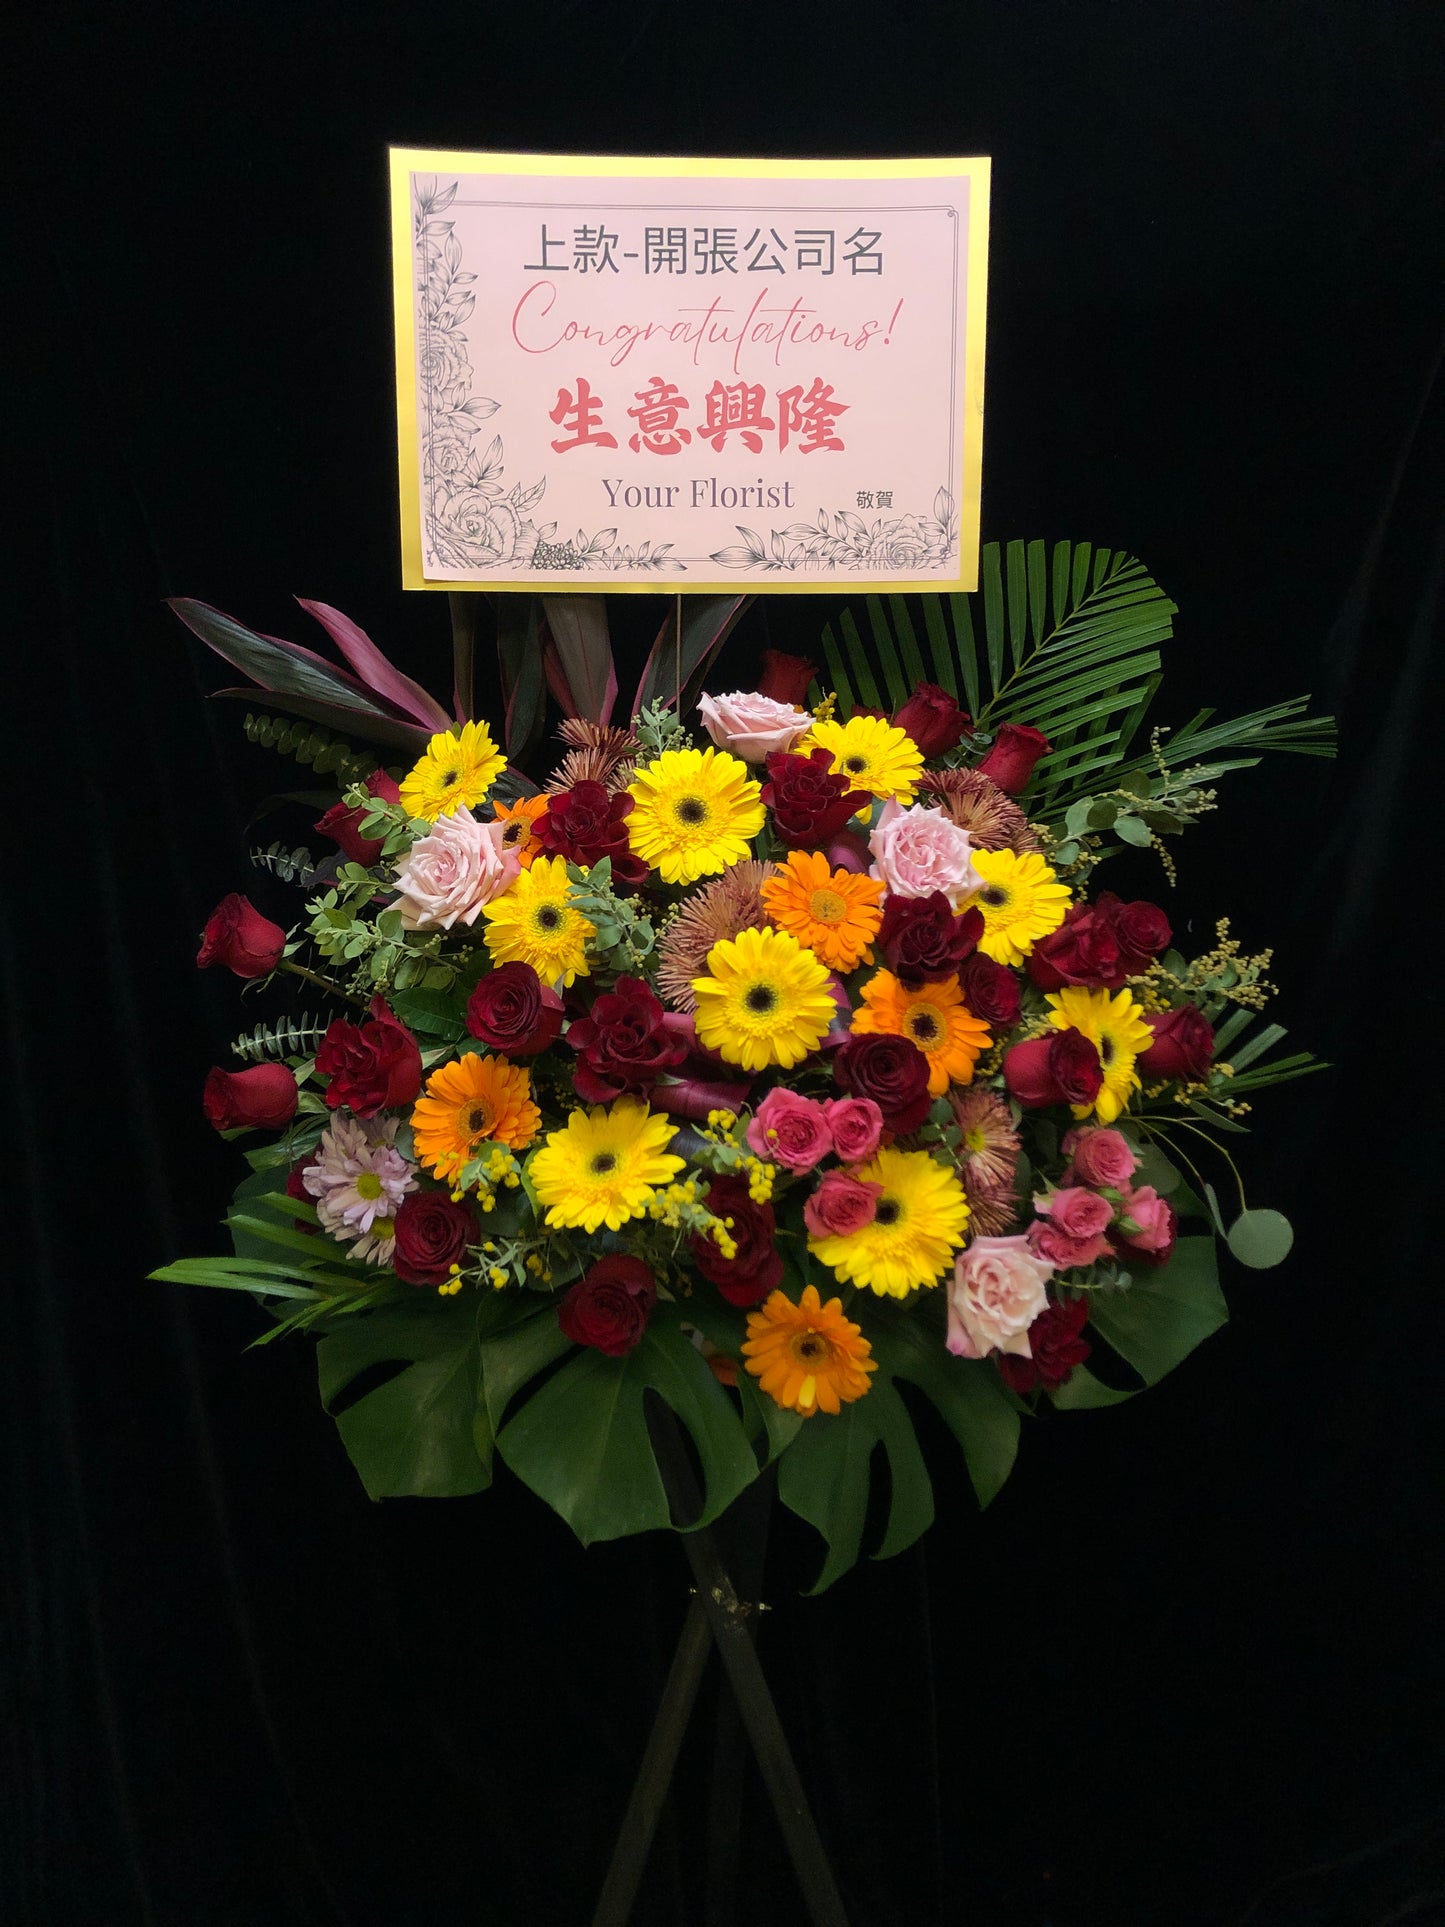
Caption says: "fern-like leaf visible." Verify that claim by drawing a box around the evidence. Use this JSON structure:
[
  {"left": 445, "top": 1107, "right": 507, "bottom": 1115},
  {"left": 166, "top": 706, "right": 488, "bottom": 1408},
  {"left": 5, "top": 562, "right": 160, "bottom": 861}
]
[
  {"left": 244, "top": 712, "right": 377, "bottom": 787},
  {"left": 248, "top": 842, "right": 319, "bottom": 887},
  {"left": 231, "top": 1013, "right": 329, "bottom": 1062}
]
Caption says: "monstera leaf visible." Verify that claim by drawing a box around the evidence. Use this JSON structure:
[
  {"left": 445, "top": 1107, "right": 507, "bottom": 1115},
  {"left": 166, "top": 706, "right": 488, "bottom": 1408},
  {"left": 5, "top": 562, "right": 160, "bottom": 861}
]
[
  {"left": 1049, "top": 1233, "right": 1228, "bottom": 1411},
  {"left": 486, "top": 1300, "right": 760, "bottom": 1544}
]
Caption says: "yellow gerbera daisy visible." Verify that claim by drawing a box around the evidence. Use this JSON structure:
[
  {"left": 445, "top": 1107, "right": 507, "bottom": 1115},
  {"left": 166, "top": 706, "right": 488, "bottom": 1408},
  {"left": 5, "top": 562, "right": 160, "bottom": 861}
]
[
  {"left": 528, "top": 1097, "right": 684, "bottom": 1232},
  {"left": 411, "top": 1054, "right": 540, "bottom": 1183},
  {"left": 626, "top": 746, "right": 765, "bottom": 885},
  {"left": 850, "top": 970, "right": 991, "bottom": 1095},
  {"left": 759, "top": 851, "right": 884, "bottom": 972},
  {"left": 742, "top": 1284, "right": 876, "bottom": 1416},
  {"left": 480, "top": 854, "right": 594, "bottom": 988},
  {"left": 965, "top": 848, "right": 1071, "bottom": 966},
  {"left": 800, "top": 715, "right": 924, "bottom": 807},
  {"left": 399, "top": 719, "right": 507, "bottom": 822},
  {"left": 691, "top": 925, "right": 837, "bottom": 1072},
  {"left": 809, "top": 1145, "right": 970, "bottom": 1299},
  {"left": 492, "top": 793, "right": 549, "bottom": 868},
  {"left": 1046, "top": 985, "right": 1156, "bottom": 1124}
]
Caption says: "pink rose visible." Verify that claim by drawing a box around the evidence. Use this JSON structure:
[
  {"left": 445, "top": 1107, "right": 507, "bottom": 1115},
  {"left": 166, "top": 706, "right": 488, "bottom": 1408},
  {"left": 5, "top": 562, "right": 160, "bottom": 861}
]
[
  {"left": 698, "top": 690, "right": 813, "bottom": 763},
  {"left": 1113, "top": 1184, "right": 1177, "bottom": 1265},
  {"left": 1061, "top": 1126, "right": 1138, "bottom": 1190},
  {"left": 745, "top": 1087, "right": 832, "bottom": 1170},
  {"left": 393, "top": 807, "right": 520, "bottom": 931},
  {"left": 947, "top": 1235, "right": 1054, "bottom": 1360},
  {"left": 822, "top": 1096, "right": 884, "bottom": 1163},
  {"left": 804, "top": 1171, "right": 884, "bottom": 1238},
  {"left": 869, "top": 799, "right": 982, "bottom": 906},
  {"left": 1029, "top": 1186, "right": 1115, "bottom": 1268}
]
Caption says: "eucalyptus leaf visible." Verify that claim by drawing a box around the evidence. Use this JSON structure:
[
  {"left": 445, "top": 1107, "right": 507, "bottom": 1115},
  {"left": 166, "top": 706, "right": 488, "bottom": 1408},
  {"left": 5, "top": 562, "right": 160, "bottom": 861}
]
[{"left": 1226, "top": 1209, "right": 1294, "bottom": 1269}]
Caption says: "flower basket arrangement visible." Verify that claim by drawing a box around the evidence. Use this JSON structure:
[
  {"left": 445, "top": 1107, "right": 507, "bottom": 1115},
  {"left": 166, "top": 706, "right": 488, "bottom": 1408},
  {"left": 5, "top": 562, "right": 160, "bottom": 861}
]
[{"left": 155, "top": 543, "right": 1332, "bottom": 1589}]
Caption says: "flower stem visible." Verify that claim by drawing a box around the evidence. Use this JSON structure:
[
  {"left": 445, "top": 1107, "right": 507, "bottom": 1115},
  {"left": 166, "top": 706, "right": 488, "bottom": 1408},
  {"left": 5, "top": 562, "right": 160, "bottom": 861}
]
[{"left": 278, "top": 958, "right": 369, "bottom": 1011}]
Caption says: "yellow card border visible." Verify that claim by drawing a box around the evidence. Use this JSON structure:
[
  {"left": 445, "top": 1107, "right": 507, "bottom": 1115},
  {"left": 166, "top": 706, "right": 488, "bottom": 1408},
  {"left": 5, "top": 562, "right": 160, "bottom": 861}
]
[{"left": 389, "top": 148, "right": 990, "bottom": 594}]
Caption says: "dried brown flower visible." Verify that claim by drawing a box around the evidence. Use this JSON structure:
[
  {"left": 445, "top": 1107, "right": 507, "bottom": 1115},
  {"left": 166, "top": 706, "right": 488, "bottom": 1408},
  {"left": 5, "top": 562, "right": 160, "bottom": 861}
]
[
  {"left": 916, "top": 768, "right": 1041, "bottom": 854},
  {"left": 655, "top": 861, "right": 777, "bottom": 1011},
  {"left": 547, "top": 720, "right": 639, "bottom": 795}
]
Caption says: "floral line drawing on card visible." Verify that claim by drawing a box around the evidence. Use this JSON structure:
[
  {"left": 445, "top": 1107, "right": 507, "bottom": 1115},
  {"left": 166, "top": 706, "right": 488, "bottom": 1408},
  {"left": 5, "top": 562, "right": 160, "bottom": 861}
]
[
  {"left": 710, "top": 488, "right": 959, "bottom": 573},
  {"left": 414, "top": 177, "right": 686, "bottom": 575}
]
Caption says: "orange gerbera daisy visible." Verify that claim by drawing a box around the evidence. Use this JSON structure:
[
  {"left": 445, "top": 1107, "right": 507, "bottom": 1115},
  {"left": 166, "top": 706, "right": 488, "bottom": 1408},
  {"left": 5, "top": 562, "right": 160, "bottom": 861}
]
[
  {"left": 851, "top": 970, "right": 991, "bottom": 1096},
  {"left": 411, "top": 1053, "right": 540, "bottom": 1182},
  {"left": 492, "top": 794, "right": 549, "bottom": 869},
  {"left": 742, "top": 1284, "right": 876, "bottom": 1416},
  {"left": 760, "top": 851, "right": 884, "bottom": 973}
]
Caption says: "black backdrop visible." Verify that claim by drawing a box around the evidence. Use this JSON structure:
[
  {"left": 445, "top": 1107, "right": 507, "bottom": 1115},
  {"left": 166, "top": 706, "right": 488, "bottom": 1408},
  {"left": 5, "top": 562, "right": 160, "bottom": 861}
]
[{"left": 8, "top": 5, "right": 1445, "bottom": 1923}]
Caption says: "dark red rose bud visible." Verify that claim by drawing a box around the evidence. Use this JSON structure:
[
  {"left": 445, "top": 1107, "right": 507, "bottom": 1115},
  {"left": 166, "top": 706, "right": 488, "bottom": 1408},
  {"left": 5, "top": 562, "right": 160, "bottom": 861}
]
[
  {"left": 1137, "top": 1004, "right": 1215, "bottom": 1083},
  {"left": 876, "top": 893, "right": 982, "bottom": 986},
  {"left": 313, "top": 770, "right": 402, "bottom": 867},
  {"left": 558, "top": 1254, "right": 658, "bottom": 1355},
  {"left": 958, "top": 952, "right": 1022, "bottom": 1028},
  {"left": 762, "top": 748, "right": 861, "bottom": 847},
  {"left": 392, "top": 1190, "right": 477, "bottom": 1287},
  {"left": 1003, "top": 1028, "right": 1103, "bottom": 1110},
  {"left": 536, "top": 780, "right": 648, "bottom": 885},
  {"left": 833, "top": 1032, "right": 933, "bottom": 1134},
  {"left": 568, "top": 975, "right": 688, "bottom": 1103},
  {"left": 315, "top": 996, "right": 423, "bottom": 1118},
  {"left": 974, "top": 723, "right": 1051, "bottom": 795},
  {"left": 756, "top": 649, "right": 818, "bottom": 708},
  {"left": 1028, "top": 902, "right": 1124, "bottom": 992},
  {"left": 202, "top": 1062, "right": 298, "bottom": 1131},
  {"left": 893, "top": 683, "right": 973, "bottom": 756},
  {"left": 1108, "top": 895, "right": 1172, "bottom": 973},
  {"left": 997, "top": 1294, "right": 1091, "bottom": 1394},
  {"left": 466, "top": 961, "right": 564, "bottom": 1054},
  {"left": 688, "top": 1176, "right": 783, "bottom": 1307},
  {"left": 196, "top": 894, "right": 286, "bottom": 979}
]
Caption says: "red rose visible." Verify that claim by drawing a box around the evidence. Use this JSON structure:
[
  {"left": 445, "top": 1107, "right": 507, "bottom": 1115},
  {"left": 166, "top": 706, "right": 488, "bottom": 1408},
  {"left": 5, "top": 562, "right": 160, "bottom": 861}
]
[
  {"left": 567, "top": 975, "right": 688, "bottom": 1103},
  {"left": 756, "top": 649, "right": 818, "bottom": 707},
  {"left": 876, "top": 893, "right": 982, "bottom": 986},
  {"left": 466, "top": 961, "right": 564, "bottom": 1054},
  {"left": 1027, "top": 902, "right": 1123, "bottom": 991},
  {"left": 997, "top": 1295, "right": 1091, "bottom": 1394},
  {"left": 313, "top": 769, "right": 402, "bottom": 867},
  {"left": 803, "top": 1171, "right": 883, "bottom": 1238},
  {"left": 536, "top": 780, "right": 648, "bottom": 886},
  {"left": 689, "top": 1175, "right": 784, "bottom": 1307},
  {"left": 833, "top": 1032, "right": 932, "bottom": 1134},
  {"left": 893, "top": 683, "right": 972, "bottom": 756},
  {"left": 957, "top": 953, "right": 1022, "bottom": 1029},
  {"left": 1138, "top": 1004, "right": 1215, "bottom": 1083},
  {"left": 558, "top": 1254, "right": 658, "bottom": 1355},
  {"left": 974, "top": 723, "right": 1051, "bottom": 795},
  {"left": 392, "top": 1190, "right": 477, "bottom": 1287},
  {"left": 1108, "top": 895, "right": 1172, "bottom": 973},
  {"left": 196, "top": 894, "right": 286, "bottom": 979},
  {"left": 761, "top": 749, "right": 861, "bottom": 847},
  {"left": 1003, "top": 1029, "right": 1103, "bottom": 1110},
  {"left": 315, "top": 996, "right": 423, "bottom": 1118},
  {"left": 202, "top": 1062, "right": 298, "bottom": 1131}
]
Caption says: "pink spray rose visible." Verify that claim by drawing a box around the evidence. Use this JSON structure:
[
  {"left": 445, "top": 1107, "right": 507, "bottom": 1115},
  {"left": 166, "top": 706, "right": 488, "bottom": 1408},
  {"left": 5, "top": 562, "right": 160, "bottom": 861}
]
[
  {"left": 1061, "top": 1126, "right": 1139, "bottom": 1190},
  {"left": 822, "top": 1096, "right": 884, "bottom": 1163},
  {"left": 392, "top": 806, "right": 520, "bottom": 931},
  {"left": 698, "top": 690, "right": 813, "bottom": 763},
  {"left": 804, "top": 1171, "right": 885, "bottom": 1238},
  {"left": 947, "top": 1235, "right": 1054, "bottom": 1360},
  {"left": 745, "top": 1087, "right": 833, "bottom": 1170},
  {"left": 1028, "top": 1186, "right": 1115, "bottom": 1269},
  {"left": 869, "top": 799, "right": 982, "bottom": 906},
  {"left": 1113, "top": 1185, "right": 1177, "bottom": 1266}
]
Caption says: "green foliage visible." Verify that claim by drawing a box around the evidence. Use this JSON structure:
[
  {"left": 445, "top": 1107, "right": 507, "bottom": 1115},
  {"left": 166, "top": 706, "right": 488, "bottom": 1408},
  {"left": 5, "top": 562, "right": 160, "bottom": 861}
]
[
  {"left": 243, "top": 712, "right": 377, "bottom": 787},
  {"left": 1226, "top": 1208, "right": 1294, "bottom": 1269},
  {"left": 565, "top": 857, "right": 657, "bottom": 975},
  {"left": 248, "top": 839, "right": 320, "bottom": 886},
  {"left": 817, "top": 541, "right": 1335, "bottom": 830},
  {"left": 231, "top": 1012, "right": 329, "bottom": 1063},
  {"left": 1050, "top": 1234, "right": 1227, "bottom": 1409},
  {"left": 488, "top": 1301, "right": 760, "bottom": 1544},
  {"left": 633, "top": 699, "right": 692, "bottom": 760}
]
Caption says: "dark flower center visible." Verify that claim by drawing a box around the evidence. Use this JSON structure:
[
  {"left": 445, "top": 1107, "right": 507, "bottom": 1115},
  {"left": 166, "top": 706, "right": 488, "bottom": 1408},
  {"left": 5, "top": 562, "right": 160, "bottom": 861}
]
[
  {"left": 981, "top": 886, "right": 1007, "bottom": 907},
  {"left": 908, "top": 1011, "right": 941, "bottom": 1044},
  {"left": 844, "top": 756, "right": 867, "bottom": 774},
  {"left": 675, "top": 796, "right": 708, "bottom": 826},
  {"left": 795, "top": 1334, "right": 826, "bottom": 1361},
  {"left": 464, "top": 1103, "right": 492, "bottom": 1134},
  {"left": 535, "top": 904, "right": 562, "bottom": 932},
  {"left": 442, "top": 768, "right": 461, "bottom": 788},
  {"left": 1100, "top": 1034, "right": 1116, "bottom": 1065},
  {"left": 745, "top": 984, "right": 777, "bottom": 1015},
  {"left": 874, "top": 1198, "right": 901, "bottom": 1226},
  {"left": 590, "top": 1152, "right": 617, "bottom": 1176}
]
